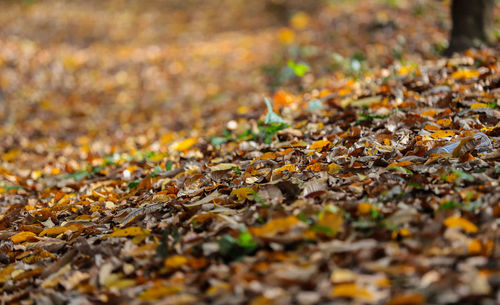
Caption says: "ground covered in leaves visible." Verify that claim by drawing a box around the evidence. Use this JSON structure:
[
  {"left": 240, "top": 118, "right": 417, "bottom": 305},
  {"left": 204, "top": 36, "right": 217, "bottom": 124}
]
[{"left": 1, "top": 0, "right": 500, "bottom": 304}]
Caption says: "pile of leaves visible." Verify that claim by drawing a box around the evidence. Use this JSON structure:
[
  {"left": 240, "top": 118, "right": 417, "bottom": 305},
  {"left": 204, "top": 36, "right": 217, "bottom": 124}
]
[{"left": 1, "top": 0, "right": 500, "bottom": 304}]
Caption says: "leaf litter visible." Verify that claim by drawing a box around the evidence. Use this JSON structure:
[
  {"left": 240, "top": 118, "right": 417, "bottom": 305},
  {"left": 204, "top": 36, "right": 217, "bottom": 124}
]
[{"left": 0, "top": 0, "right": 500, "bottom": 304}]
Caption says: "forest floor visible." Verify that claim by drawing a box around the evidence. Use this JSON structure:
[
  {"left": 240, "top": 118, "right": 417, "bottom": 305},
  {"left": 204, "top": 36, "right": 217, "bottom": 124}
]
[{"left": 1, "top": 0, "right": 500, "bottom": 304}]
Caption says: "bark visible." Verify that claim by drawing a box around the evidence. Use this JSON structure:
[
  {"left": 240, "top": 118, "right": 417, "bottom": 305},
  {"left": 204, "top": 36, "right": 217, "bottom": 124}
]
[{"left": 445, "top": 0, "right": 495, "bottom": 55}]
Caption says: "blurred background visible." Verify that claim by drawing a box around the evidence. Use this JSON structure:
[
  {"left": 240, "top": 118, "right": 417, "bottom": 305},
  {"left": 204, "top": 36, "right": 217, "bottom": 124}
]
[{"left": 0, "top": 0, "right": 474, "bottom": 157}]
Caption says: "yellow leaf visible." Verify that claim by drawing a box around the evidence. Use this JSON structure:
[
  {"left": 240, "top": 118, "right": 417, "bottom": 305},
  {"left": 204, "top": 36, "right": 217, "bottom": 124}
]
[
  {"left": 106, "top": 226, "right": 150, "bottom": 238},
  {"left": 391, "top": 228, "right": 411, "bottom": 239},
  {"left": 421, "top": 110, "right": 438, "bottom": 117},
  {"left": 451, "top": 69, "right": 480, "bottom": 79},
  {"left": 139, "top": 285, "right": 181, "bottom": 300},
  {"left": 430, "top": 130, "right": 455, "bottom": 139},
  {"left": 0, "top": 266, "right": 15, "bottom": 284},
  {"left": 250, "top": 216, "right": 300, "bottom": 238},
  {"left": 444, "top": 216, "right": 478, "bottom": 233},
  {"left": 11, "top": 231, "right": 38, "bottom": 243},
  {"left": 290, "top": 12, "right": 310, "bottom": 30},
  {"left": 39, "top": 224, "right": 83, "bottom": 237},
  {"left": 273, "top": 164, "right": 295, "bottom": 174},
  {"left": 387, "top": 160, "right": 414, "bottom": 169},
  {"left": 107, "top": 278, "right": 137, "bottom": 289},
  {"left": 310, "top": 140, "right": 331, "bottom": 150},
  {"left": 230, "top": 187, "right": 254, "bottom": 201},
  {"left": 160, "top": 132, "right": 175, "bottom": 144},
  {"left": 317, "top": 212, "right": 342, "bottom": 236},
  {"left": 436, "top": 118, "right": 452, "bottom": 127},
  {"left": 164, "top": 255, "right": 188, "bottom": 269},
  {"left": 173, "top": 138, "right": 197, "bottom": 152},
  {"left": 470, "top": 102, "right": 488, "bottom": 109},
  {"left": 331, "top": 283, "right": 373, "bottom": 301},
  {"left": 341, "top": 95, "right": 382, "bottom": 108},
  {"left": 328, "top": 163, "right": 342, "bottom": 174},
  {"left": 330, "top": 269, "right": 357, "bottom": 283},
  {"left": 2, "top": 150, "right": 21, "bottom": 162},
  {"left": 278, "top": 27, "right": 295, "bottom": 44}
]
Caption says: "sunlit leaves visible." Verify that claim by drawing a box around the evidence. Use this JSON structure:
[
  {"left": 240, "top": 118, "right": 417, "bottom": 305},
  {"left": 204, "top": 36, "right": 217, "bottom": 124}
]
[
  {"left": 11, "top": 231, "right": 38, "bottom": 243},
  {"left": 310, "top": 140, "right": 331, "bottom": 151},
  {"left": 250, "top": 216, "right": 301, "bottom": 238},
  {"left": 443, "top": 216, "right": 478, "bottom": 233},
  {"left": 230, "top": 187, "right": 254, "bottom": 201},
  {"left": 106, "top": 227, "right": 150, "bottom": 238},
  {"left": 430, "top": 130, "right": 455, "bottom": 139},
  {"left": 173, "top": 138, "right": 198, "bottom": 152},
  {"left": 451, "top": 69, "right": 480, "bottom": 79},
  {"left": 331, "top": 283, "right": 374, "bottom": 301}
]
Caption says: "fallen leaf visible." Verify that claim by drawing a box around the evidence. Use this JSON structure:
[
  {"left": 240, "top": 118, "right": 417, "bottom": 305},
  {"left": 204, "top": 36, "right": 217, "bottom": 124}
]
[
  {"left": 173, "top": 138, "right": 198, "bottom": 152},
  {"left": 331, "top": 283, "right": 373, "bottom": 301},
  {"left": 11, "top": 231, "right": 38, "bottom": 243},
  {"left": 250, "top": 216, "right": 301, "bottom": 238},
  {"left": 444, "top": 216, "right": 478, "bottom": 233},
  {"left": 105, "top": 227, "right": 150, "bottom": 238},
  {"left": 164, "top": 255, "right": 188, "bottom": 269},
  {"left": 430, "top": 130, "right": 455, "bottom": 139},
  {"left": 310, "top": 140, "right": 331, "bottom": 151}
]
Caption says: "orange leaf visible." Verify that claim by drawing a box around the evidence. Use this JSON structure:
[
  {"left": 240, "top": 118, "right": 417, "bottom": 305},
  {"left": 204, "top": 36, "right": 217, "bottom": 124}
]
[
  {"left": 424, "top": 124, "right": 440, "bottom": 131},
  {"left": 468, "top": 239, "right": 482, "bottom": 254},
  {"left": 250, "top": 216, "right": 300, "bottom": 238},
  {"left": 274, "top": 91, "right": 295, "bottom": 107},
  {"left": 277, "top": 27, "right": 295, "bottom": 44},
  {"left": 331, "top": 283, "right": 373, "bottom": 301},
  {"left": 443, "top": 216, "right": 478, "bottom": 233},
  {"left": 388, "top": 293, "right": 425, "bottom": 305},
  {"left": 11, "top": 231, "right": 38, "bottom": 243},
  {"left": 305, "top": 163, "right": 323, "bottom": 172},
  {"left": 430, "top": 130, "right": 455, "bottom": 139},
  {"left": 357, "top": 203, "right": 372, "bottom": 215},
  {"left": 421, "top": 110, "right": 437, "bottom": 117},
  {"left": 39, "top": 224, "right": 83, "bottom": 237},
  {"left": 258, "top": 152, "right": 278, "bottom": 160},
  {"left": 387, "top": 160, "right": 414, "bottom": 169},
  {"left": 310, "top": 140, "right": 331, "bottom": 150},
  {"left": 273, "top": 164, "right": 295, "bottom": 174},
  {"left": 139, "top": 285, "right": 181, "bottom": 300}
]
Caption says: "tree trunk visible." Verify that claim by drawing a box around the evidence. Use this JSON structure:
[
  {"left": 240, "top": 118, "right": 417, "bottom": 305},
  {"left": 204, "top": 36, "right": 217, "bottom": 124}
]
[{"left": 445, "top": 0, "right": 495, "bottom": 55}]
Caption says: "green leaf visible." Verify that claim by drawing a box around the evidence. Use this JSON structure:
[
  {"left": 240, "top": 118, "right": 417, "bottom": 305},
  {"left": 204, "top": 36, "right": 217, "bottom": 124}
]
[
  {"left": 127, "top": 180, "right": 141, "bottom": 190},
  {"left": 439, "top": 201, "right": 457, "bottom": 211},
  {"left": 165, "top": 160, "right": 173, "bottom": 171},
  {"left": 287, "top": 60, "right": 310, "bottom": 77}
]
